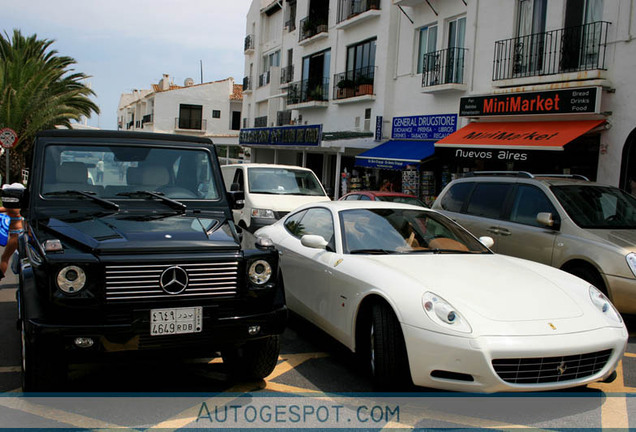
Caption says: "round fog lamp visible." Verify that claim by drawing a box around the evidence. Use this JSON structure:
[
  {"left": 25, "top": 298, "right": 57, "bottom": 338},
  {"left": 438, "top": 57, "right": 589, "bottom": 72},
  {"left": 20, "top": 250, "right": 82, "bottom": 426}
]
[
  {"left": 248, "top": 260, "right": 272, "bottom": 285},
  {"left": 57, "top": 265, "right": 86, "bottom": 294}
]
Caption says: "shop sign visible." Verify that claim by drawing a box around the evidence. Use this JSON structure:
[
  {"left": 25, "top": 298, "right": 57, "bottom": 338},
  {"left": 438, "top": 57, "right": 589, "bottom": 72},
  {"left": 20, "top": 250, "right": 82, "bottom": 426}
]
[
  {"left": 453, "top": 148, "right": 529, "bottom": 162},
  {"left": 391, "top": 114, "right": 457, "bottom": 140},
  {"left": 459, "top": 87, "right": 600, "bottom": 117},
  {"left": 239, "top": 125, "right": 322, "bottom": 146},
  {"left": 375, "top": 116, "right": 383, "bottom": 141}
]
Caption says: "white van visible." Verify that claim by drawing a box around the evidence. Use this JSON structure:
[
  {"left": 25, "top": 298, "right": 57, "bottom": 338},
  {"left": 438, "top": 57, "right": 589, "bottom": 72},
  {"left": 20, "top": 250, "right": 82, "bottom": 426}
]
[{"left": 221, "top": 163, "right": 331, "bottom": 232}]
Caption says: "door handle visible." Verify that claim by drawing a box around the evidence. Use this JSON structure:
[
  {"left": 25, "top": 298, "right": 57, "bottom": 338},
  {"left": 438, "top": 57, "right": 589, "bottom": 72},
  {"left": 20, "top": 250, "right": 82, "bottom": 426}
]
[
  {"left": 497, "top": 229, "right": 511, "bottom": 236},
  {"left": 486, "top": 227, "right": 500, "bottom": 235}
]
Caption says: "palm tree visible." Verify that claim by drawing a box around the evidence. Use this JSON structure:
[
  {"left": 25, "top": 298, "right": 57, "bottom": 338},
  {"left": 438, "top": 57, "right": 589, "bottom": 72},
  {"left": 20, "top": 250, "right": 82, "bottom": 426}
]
[{"left": 0, "top": 29, "right": 99, "bottom": 181}]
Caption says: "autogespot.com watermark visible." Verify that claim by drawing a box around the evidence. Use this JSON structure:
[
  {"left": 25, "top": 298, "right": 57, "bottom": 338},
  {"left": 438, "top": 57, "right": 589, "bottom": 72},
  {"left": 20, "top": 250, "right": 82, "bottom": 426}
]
[{"left": 195, "top": 400, "right": 399, "bottom": 426}]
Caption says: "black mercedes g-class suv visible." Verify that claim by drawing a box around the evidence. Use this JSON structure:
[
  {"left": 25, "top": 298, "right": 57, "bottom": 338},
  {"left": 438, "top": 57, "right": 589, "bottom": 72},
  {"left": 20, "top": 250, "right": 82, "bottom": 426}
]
[{"left": 14, "top": 130, "right": 287, "bottom": 391}]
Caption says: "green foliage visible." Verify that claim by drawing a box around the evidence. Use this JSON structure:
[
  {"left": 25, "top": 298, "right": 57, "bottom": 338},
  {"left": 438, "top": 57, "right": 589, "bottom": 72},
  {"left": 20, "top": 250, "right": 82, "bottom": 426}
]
[{"left": 0, "top": 29, "right": 99, "bottom": 177}]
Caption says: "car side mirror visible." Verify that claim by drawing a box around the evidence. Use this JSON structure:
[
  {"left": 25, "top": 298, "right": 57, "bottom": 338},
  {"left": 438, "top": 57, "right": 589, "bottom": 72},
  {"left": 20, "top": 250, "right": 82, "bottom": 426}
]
[
  {"left": 227, "top": 190, "right": 244, "bottom": 210},
  {"left": 537, "top": 212, "right": 559, "bottom": 229},
  {"left": 230, "top": 182, "right": 242, "bottom": 192},
  {"left": 300, "top": 234, "right": 328, "bottom": 250},
  {"left": 478, "top": 236, "right": 495, "bottom": 249}
]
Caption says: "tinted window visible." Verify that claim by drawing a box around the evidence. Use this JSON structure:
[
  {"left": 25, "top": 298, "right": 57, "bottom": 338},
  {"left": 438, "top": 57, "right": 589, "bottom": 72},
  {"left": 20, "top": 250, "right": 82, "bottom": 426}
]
[
  {"left": 552, "top": 185, "right": 636, "bottom": 229},
  {"left": 359, "top": 195, "right": 372, "bottom": 200},
  {"left": 284, "top": 210, "right": 308, "bottom": 237},
  {"left": 344, "top": 194, "right": 360, "bottom": 200},
  {"left": 440, "top": 182, "right": 473, "bottom": 212},
  {"left": 465, "top": 183, "right": 511, "bottom": 219},
  {"left": 509, "top": 185, "right": 556, "bottom": 227},
  {"left": 300, "top": 208, "right": 335, "bottom": 246}
]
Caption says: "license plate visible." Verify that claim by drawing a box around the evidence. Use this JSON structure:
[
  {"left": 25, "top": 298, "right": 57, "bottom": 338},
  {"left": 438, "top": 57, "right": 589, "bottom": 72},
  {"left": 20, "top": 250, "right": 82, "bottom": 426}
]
[{"left": 150, "top": 306, "right": 202, "bottom": 336}]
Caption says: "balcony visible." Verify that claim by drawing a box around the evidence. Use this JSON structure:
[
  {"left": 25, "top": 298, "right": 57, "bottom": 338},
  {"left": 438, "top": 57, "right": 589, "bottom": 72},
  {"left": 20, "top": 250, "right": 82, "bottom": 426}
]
[
  {"left": 141, "top": 113, "right": 153, "bottom": 126},
  {"left": 492, "top": 21, "right": 610, "bottom": 83},
  {"left": 244, "top": 34, "right": 255, "bottom": 53},
  {"left": 254, "top": 116, "right": 268, "bottom": 128},
  {"left": 243, "top": 76, "right": 253, "bottom": 92},
  {"left": 337, "top": 0, "right": 380, "bottom": 25},
  {"left": 175, "top": 117, "right": 207, "bottom": 131},
  {"left": 277, "top": 110, "right": 292, "bottom": 126},
  {"left": 287, "top": 78, "right": 330, "bottom": 107},
  {"left": 299, "top": 16, "right": 328, "bottom": 44},
  {"left": 280, "top": 65, "right": 294, "bottom": 85},
  {"left": 421, "top": 47, "right": 468, "bottom": 91},
  {"left": 259, "top": 71, "right": 271, "bottom": 88},
  {"left": 332, "top": 66, "right": 377, "bottom": 101},
  {"left": 285, "top": 18, "right": 296, "bottom": 32}
]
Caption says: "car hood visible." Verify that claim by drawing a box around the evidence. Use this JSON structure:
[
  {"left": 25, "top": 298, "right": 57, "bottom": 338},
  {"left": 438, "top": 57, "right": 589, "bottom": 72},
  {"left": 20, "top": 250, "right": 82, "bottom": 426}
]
[
  {"left": 248, "top": 194, "right": 331, "bottom": 212},
  {"left": 363, "top": 254, "right": 584, "bottom": 322},
  {"left": 586, "top": 228, "right": 636, "bottom": 252},
  {"left": 35, "top": 212, "right": 240, "bottom": 254}
]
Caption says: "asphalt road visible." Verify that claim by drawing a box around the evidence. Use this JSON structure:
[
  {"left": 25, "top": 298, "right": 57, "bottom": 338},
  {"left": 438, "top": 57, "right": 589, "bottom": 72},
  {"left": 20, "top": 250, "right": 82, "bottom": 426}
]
[{"left": 1, "top": 241, "right": 636, "bottom": 429}]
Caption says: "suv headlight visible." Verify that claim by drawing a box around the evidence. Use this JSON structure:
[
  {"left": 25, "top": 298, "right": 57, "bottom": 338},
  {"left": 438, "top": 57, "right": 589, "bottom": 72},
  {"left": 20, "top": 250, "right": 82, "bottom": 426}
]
[
  {"left": 248, "top": 260, "right": 272, "bottom": 285},
  {"left": 56, "top": 265, "right": 87, "bottom": 294},
  {"left": 589, "top": 285, "right": 622, "bottom": 323},
  {"left": 252, "top": 209, "right": 275, "bottom": 219},
  {"left": 422, "top": 292, "right": 472, "bottom": 333}
]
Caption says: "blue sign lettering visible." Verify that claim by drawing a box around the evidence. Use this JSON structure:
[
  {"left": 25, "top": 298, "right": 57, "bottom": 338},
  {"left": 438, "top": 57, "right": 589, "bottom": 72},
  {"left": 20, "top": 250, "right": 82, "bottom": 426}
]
[{"left": 391, "top": 114, "right": 457, "bottom": 140}]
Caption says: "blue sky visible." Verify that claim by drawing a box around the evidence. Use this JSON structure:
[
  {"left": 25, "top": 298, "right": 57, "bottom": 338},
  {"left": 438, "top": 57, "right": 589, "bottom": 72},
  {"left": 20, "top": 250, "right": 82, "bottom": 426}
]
[{"left": 0, "top": 0, "right": 252, "bottom": 130}]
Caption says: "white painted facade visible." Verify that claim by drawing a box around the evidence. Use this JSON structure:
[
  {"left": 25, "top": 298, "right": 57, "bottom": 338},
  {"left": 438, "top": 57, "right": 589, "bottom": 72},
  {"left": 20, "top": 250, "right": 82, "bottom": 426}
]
[
  {"left": 118, "top": 75, "right": 242, "bottom": 146},
  {"left": 242, "top": 0, "right": 636, "bottom": 197}
]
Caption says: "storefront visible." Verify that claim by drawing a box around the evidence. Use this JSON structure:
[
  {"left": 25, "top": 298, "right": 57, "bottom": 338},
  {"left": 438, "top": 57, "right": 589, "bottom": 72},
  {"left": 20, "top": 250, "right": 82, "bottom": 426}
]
[
  {"left": 435, "top": 87, "right": 607, "bottom": 184},
  {"left": 353, "top": 114, "right": 458, "bottom": 204}
]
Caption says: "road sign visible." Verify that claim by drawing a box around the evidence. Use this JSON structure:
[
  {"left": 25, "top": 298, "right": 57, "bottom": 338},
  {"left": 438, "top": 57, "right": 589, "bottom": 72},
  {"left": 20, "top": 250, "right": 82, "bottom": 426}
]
[{"left": 0, "top": 128, "right": 17, "bottom": 149}]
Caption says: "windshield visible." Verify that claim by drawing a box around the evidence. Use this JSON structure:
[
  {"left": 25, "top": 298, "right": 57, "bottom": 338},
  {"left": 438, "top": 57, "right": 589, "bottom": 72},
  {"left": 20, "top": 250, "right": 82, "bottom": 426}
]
[
  {"left": 551, "top": 185, "right": 636, "bottom": 229},
  {"left": 40, "top": 144, "right": 220, "bottom": 201},
  {"left": 340, "top": 208, "right": 490, "bottom": 254},
  {"left": 247, "top": 167, "right": 325, "bottom": 196}
]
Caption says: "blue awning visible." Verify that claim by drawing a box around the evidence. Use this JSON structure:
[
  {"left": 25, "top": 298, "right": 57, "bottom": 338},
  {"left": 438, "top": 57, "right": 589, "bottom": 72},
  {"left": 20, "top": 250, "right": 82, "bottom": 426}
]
[{"left": 355, "top": 140, "right": 436, "bottom": 170}]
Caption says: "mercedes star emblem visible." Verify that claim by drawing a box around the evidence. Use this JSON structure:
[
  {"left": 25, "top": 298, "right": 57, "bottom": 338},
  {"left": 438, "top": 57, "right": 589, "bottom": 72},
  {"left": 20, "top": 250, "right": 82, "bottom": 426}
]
[{"left": 159, "top": 266, "right": 189, "bottom": 295}]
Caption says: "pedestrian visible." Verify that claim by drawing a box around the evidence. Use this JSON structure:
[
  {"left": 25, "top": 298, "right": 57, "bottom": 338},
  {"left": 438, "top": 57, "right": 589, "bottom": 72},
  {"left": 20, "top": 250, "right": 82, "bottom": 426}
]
[
  {"left": 0, "top": 183, "right": 25, "bottom": 280},
  {"left": 379, "top": 179, "right": 393, "bottom": 192},
  {"left": 96, "top": 158, "right": 104, "bottom": 183}
]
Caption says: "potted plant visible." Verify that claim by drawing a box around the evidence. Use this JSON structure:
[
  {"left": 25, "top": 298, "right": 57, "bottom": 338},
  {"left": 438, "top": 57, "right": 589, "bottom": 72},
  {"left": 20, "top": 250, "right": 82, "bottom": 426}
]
[
  {"left": 356, "top": 76, "right": 374, "bottom": 95},
  {"left": 336, "top": 78, "right": 355, "bottom": 98},
  {"left": 308, "top": 85, "right": 323, "bottom": 101}
]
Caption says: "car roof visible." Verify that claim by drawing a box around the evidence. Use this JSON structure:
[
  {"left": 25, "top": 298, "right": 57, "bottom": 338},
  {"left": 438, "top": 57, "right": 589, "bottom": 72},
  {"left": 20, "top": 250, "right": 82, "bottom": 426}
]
[
  {"left": 449, "top": 174, "right": 608, "bottom": 188},
  {"left": 223, "top": 163, "right": 315, "bottom": 171},
  {"left": 294, "top": 200, "right": 434, "bottom": 213},
  {"left": 36, "top": 129, "right": 213, "bottom": 145}
]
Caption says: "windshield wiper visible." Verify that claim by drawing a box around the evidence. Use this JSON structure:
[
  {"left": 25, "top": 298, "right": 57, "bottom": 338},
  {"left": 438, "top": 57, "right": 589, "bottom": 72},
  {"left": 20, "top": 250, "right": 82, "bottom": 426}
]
[
  {"left": 44, "top": 190, "right": 120, "bottom": 211},
  {"left": 116, "top": 190, "right": 187, "bottom": 213},
  {"left": 349, "top": 249, "right": 397, "bottom": 255}
]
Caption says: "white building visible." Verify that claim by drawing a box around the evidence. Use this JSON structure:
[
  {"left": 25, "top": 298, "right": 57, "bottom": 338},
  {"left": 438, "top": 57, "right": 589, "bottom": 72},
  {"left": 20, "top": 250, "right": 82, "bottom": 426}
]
[
  {"left": 118, "top": 75, "right": 243, "bottom": 149},
  {"left": 242, "top": 0, "right": 636, "bottom": 200}
]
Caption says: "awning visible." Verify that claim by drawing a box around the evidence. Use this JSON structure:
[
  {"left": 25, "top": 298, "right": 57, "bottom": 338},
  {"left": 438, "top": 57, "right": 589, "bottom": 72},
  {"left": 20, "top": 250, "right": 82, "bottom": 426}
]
[
  {"left": 355, "top": 140, "right": 435, "bottom": 170},
  {"left": 435, "top": 120, "right": 605, "bottom": 151}
]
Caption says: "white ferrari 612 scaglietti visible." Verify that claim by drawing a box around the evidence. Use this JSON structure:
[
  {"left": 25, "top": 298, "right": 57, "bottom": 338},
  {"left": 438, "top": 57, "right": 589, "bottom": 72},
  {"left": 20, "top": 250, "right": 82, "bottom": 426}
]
[{"left": 255, "top": 201, "right": 627, "bottom": 393}]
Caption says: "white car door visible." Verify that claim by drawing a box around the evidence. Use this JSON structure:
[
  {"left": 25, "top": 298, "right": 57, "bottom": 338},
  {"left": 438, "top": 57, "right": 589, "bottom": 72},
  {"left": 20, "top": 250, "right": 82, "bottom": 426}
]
[{"left": 277, "top": 207, "right": 337, "bottom": 330}]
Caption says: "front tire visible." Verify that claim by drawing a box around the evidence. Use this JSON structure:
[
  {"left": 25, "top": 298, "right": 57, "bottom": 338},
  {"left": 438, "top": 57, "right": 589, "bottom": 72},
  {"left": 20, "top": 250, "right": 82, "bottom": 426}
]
[
  {"left": 222, "top": 335, "right": 280, "bottom": 381},
  {"left": 367, "top": 303, "right": 412, "bottom": 390}
]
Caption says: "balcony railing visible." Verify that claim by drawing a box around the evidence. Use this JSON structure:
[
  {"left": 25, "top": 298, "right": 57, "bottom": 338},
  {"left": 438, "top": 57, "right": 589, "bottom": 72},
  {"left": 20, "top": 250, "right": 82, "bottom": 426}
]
[
  {"left": 142, "top": 113, "right": 153, "bottom": 124},
  {"left": 287, "top": 78, "right": 330, "bottom": 105},
  {"left": 493, "top": 21, "right": 610, "bottom": 81},
  {"left": 243, "top": 76, "right": 253, "bottom": 91},
  {"left": 281, "top": 65, "right": 295, "bottom": 84},
  {"left": 337, "top": 0, "right": 380, "bottom": 23},
  {"left": 277, "top": 110, "right": 292, "bottom": 126},
  {"left": 244, "top": 34, "right": 255, "bottom": 52},
  {"left": 175, "top": 117, "right": 207, "bottom": 130},
  {"left": 254, "top": 116, "right": 268, "bottom": 128},
  {"left": 299, "top": 16, "right": 328, "bottom": 42},
  {"left": 259, "top": 71, "right": 271, "bottom": 87},
  {"left": 333, "top": 66, "right": 377, "bottom": 99},
  {"left": 421, "top": 47, "right": 467, "bottom": 87}
]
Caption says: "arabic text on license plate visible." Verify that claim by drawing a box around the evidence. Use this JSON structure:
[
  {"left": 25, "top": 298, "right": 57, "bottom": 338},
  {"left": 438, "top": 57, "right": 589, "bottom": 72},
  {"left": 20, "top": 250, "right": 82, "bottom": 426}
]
[{"left": 150, "top": 306, "right": 202, "bottom": 336}]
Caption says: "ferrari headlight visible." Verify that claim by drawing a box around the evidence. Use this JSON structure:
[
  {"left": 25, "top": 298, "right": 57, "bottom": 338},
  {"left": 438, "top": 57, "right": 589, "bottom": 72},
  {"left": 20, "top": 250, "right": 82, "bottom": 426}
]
[
  {"left": 589, "top": 285, "right": 622, "bottom": 323},
  {"left": 56, "top": 265, "right": 87, "bottom": 294},
  {"left": 252, "top": 208, "right": 275, "bottom": 219},
  {"left": 248, "top": 260, "right": 272, "bottom": 285},
  {"left": 422, "top": 292, "right": 472, "bottom": 333}
]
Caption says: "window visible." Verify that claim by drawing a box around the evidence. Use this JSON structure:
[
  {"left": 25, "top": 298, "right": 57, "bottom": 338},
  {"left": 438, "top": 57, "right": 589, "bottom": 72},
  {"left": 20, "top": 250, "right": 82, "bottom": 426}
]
[
  {"left": 515, "top": 0, "right": 547, "bottom": 74},
  {"left": 440, "top": 182, "right": 473, "bottom": 212},
  {"left": 299, "top": 208, "right": 335, "bottom": 249},
  {"left": 417, "top": 25, "right": 437, "bottom": 74},
  {"left": 465, "top": 183, "right": 512, "bottom": 219},
  {"left": 212, "top": 110, "right": 221, "bottom": 119},
  {"left": 509, "top": 185, "right": 556, "bottom": 226},
  {"left": 178, "top": 104, "right": 202, "bottom": 130},
  {"left": 285, "top": 210, "right": 308, "bottom": 237},
  {"left": 446, "top": 17, "right": 466, "bottom": 83},
  {"left": 346, "top": 38, "right": 376, "bottom": 80}
]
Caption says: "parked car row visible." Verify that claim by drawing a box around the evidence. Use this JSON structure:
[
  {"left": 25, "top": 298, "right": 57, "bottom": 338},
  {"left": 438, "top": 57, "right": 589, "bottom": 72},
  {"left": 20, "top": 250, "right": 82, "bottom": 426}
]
[{"left": 9, "top": 130, "right": 630, "bottom": 393}]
